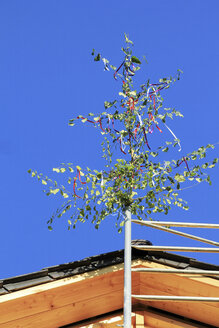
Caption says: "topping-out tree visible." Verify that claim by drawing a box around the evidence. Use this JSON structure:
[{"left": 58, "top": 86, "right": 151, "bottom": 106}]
[{"left": 29, "top": 35, "right": 218, "bottom": 232}]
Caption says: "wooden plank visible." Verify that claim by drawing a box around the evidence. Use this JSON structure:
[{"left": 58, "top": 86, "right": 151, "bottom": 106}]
[
  {"left": 63, "top": 310, "right": 138, "bottom": 327},
  {"left": 80, "top": 314, "right": 136, "bottom": 328},
  {"left": 0, "top": 289, "right": 123, "bottom": 328},
  {"left": 75, "top": 315, "right": 124, "bottom": 328},
  {"left": 0, "top": 271, "right": 122, "bottom": 324},
  {"left": 139, "top": 272, "right": 219, "bottom": 307},
  {"left": 0, "top": 263, "right": 126, "bottom": 303},
  {"left": 0, "top": 291, "right": 140, "bottom": 328},
  {"left": 136, "top": 260, "right": 219, "bottom": 325},
  {"left": 0, "top": 270, "right": 140, "bottom": 327},
  {"left": 143, "top": 309, "right": 207, "bottom": 328},
  {"left": 135, "top": 312, "right": 144, "bottom": 327},
  {"left": 133, "top": 262, "right": 219, "bottom": 288},
  {"left": 139, "top": 285, "right": 219, "bottom": 327}
]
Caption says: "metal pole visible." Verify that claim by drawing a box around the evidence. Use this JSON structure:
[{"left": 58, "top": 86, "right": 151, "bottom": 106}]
[
  {"left": 124, "top": 208, "right": 132, "bottom": 328},
  {"left": 132, "top": 295, "right": 219, "bottom": 302},
  {"left": 131, "top": 268, "right": 219, "bottom": 275},
  {"left": 132, "top": 220, "right": 219, "bottom": 228},
  {"left": 132, "top": 220, "right": 219, "bottom": 246},
  {"left": 132, "top": 245, "right": 219, "bottom": 252}
]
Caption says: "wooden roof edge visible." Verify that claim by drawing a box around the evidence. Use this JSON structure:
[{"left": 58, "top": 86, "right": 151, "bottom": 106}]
[{"left": 1, "top": 241, "right": 219, "bottom": 296}]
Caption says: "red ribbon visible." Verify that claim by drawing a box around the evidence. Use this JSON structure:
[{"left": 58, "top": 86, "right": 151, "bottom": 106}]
[
  {"left": 73, "top": 169, "right": 86, "bottom": 198},
  {"left": 148, "top": 95, "right": 162, "bottom": 133},
  {"left": 112, "top": 117, "right": 119, "bottom": 133},
  {"left": 77, "top": 169, "right": 86, "bottom": 185},
  {"left": 73, "top": 178, "right": 81, "bottom": 199},
  {"left": 117, "top": 137, "right": 126, "bottom": 154},
  {"left": 77, "top": 116, "right": 107, "bottom": 133},
  {"left": 142, "top": 127, "right": 151, "bottom": 150},
  {"left": 127, "top": 97, "right": 135, "bottom": 111},
  {"left": 98, "top": 118, "right": 105, "bottom": 132},
  {"left": 77, "top": 116, "right": 95, "bottom": 124},
  {"left": 177, "top": 157, "right": 190, "bottom": 172},
  {"left": 114, "top": 61, "right": 125, "bottom": 80},
  {"left": 134, "top": 123, "right": 140, "bottom": 139},
  {"left": 183, "top": 157, "right": 190, "bottom": 172}
]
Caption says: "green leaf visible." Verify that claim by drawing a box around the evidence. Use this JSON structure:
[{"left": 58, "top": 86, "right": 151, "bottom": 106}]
[
  {"left": 53, "top": 168, "right": 60, "bottom": 173},
  {"left": 104, "top": 101, "right": 111, "bottom": 109},
  {"left": 50, "top": 189, "right": 59, "bottom": 195},
  {"left": 131, "top": 56, "right": 141, "bottom": 64},
  {"left": 42, "top": 180, "right": 47, "bottom": 185},
  {"left": 48, "top": 226, "right": 52, "bottom": 231},
  {"left": 94, "top": 53, "right": 101, "bottom": 61},
  {"left": 202, "top": 163, "right": 208, "bottom": 169},
  {"left": 124, "top": 33, "right": 133, "bottom": 44},
  {"left": 110, "top": 65, "right": 116, "bottom": 70},
  {"left": 118, "top": 92, "right": 127, "bottom": 98},
  {"left": 174, "top": 174, "right": 186, "bottom": 183},
  {"left": 207, "top": 175, "right": 212, "bottom": 185}
]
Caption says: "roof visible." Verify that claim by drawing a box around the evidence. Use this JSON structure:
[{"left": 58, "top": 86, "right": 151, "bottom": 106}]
[
  {"left": 1, "top": 240, "right": 219, "bottom": 327},
  {"left": 1, "top": 239, "right": 219, "bottom": 295}
]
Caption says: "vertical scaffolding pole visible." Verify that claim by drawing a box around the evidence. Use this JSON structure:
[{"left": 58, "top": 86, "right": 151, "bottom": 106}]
[{"left": 124, "top": 208, "right": 132, "bottom": 328}]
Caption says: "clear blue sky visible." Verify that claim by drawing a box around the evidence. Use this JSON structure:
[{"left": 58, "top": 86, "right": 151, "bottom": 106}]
[{"left": 0, "top": 1, "right": 218, "bottom": 279}]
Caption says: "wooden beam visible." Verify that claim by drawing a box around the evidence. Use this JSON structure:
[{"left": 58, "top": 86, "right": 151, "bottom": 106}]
[
  {"left": 143, "top": 308, "right": 208, "bottom": 328},
  {"left": 84, "top": 314, "right": 136, "bottom": 328},
  {"left": 0, "top": 262, "right": 127, "bottom": 304},
  {"left": 135, "top": 312, "right": 144, "bottom": 327},
  {"left": 59, "top": 310, "right": 137, "bottom": 328},
  {"left": 139, "top": 285, "right": 219, "bottom": 327},
  {"left": 139, "top": 272, "right": 219, "bottom": 303},
  {"left": 0, "top": 290, "right": 124, "bottom": 328},
  {"left": 133, "top": 260, "right": 219, "bottom": 326},
  {"left": 132, "top": 261, "right": 219, "bottom": 288},
  {"left": 0, "top": 298, "right": 140, "bottom": 328},
  {"left": 0, "top": 263, "right": 140, "bottom": 327}
]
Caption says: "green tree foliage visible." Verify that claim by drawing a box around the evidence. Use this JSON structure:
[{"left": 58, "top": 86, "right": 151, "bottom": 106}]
[{"left": 28, "top": 35, "right": 218, "bottom": 232}]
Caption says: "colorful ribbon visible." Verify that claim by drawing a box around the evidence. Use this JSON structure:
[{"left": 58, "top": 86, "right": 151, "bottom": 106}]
[
  {"left": 163, "top": 123, "right": 181, "bottom": 151},
  {"left": 73, "top": 168, "right": 86, "bottom": 198},
  {"left": 114, "top": 61, "right": 125, "bottom": 80},
  {"left": 117, "top": 136, "right": 126, "bottom": 154}
]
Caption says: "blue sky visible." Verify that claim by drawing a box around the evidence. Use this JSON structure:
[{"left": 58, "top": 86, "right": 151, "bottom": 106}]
[{"left": 0, "top": 0, "right": 219, "bottom": 279}]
